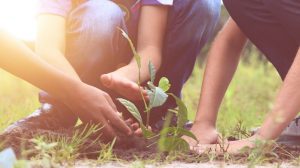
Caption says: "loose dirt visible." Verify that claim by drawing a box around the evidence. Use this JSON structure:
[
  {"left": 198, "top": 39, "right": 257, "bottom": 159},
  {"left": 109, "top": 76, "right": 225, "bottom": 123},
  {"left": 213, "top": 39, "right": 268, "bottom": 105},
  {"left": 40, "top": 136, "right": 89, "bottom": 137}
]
[{"left": 0, "top": 124, "right": 299, "bottom": 166}]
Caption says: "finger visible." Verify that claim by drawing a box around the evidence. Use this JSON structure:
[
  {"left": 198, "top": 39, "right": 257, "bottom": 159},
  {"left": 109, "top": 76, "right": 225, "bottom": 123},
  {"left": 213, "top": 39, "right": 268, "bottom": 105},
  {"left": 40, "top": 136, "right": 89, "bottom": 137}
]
[
  {"left": 126, "top": 118, "right": 134, "bottom": 125},
  {"left": 104, "top": 93, "right": 118, "bottom": 112},
  {"left": 100, "top": 74, "right": 113, "bottom": 88},
  {"left": 192, "top": 144, "right": 212, "bottom": 154},
  {"left": 104, "top": 103, "right": 132, "bottom": 135},
  {"left": 134, "top": 129, "right": 143, "bottom": 137},
  {"left": 100, "top": 119, "right": 118, "bottom": 140},
  {"left": 141, "top": 88, "right": 148, "bottom": 94},
  {"left": 131, "top": 123, "right": 139, "bottom": 130},
  {"left": 144, "top": 96, "right": 150, "bottom": 101}
]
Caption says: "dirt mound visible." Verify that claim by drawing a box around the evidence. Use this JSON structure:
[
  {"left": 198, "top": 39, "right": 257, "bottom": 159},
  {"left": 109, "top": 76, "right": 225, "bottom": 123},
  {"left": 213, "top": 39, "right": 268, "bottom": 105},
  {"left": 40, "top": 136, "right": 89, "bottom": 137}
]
[
  {"left": 0, "top": 124, "right": 159, "bottom": 160},
  {"left": 1, "top": 125, "right": 299, "bottom": 163}
]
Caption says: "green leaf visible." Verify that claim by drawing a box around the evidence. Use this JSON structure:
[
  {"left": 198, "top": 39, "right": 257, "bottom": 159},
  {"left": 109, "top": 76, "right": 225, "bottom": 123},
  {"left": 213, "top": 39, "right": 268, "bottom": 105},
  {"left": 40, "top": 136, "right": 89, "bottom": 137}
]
[
  {"left": 119, "top": 28, "right": 141, "bottom": 68},
  {"left": 148, "top": 87, "right": 168, "bottom": 108},
  {"left": 117, "top": 98, "right": 143, "bottom": 124},
  {"left": 148, "top": 61, "right": 156, "bottom": 83},
  {"left": 158, "top": 137, "right": 190, "bottom": 152},
  {"left": 158, "top": 77, "right": 171, "bottom": 92},
  {"left": 169, "top": 94, "right": 188, "bottom": 128}
]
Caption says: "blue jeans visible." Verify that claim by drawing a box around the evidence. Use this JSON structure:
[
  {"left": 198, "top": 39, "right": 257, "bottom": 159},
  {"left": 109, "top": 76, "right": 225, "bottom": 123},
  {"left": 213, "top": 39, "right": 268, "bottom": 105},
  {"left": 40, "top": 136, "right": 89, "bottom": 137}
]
[{"left": 40, "top": 0, "right": 221, "bottom": 128}]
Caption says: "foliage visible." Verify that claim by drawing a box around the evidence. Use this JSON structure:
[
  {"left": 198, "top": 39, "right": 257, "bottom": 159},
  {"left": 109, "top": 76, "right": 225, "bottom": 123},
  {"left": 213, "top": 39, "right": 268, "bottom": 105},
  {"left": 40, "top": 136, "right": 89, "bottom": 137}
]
[
  {"left": 97, "top": 138, "right": 117, "bottom": 163},
  {"left": 25, "top": 124, "right": 102, "bottom": 165},
  {"left": 117, "top": 29, "right": 196, "bottom": 152}
]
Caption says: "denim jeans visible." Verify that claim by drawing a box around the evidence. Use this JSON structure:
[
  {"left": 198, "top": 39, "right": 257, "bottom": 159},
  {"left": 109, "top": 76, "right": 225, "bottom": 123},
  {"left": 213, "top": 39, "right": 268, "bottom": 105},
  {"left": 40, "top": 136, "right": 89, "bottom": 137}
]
[{"left": 40, "top": 0, "right": 221, "bottom": 128}]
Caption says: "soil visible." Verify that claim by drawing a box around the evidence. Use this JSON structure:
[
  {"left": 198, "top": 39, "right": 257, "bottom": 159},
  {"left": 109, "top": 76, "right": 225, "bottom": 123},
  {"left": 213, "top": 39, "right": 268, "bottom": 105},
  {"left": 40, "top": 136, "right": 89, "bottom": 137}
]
[
  {"left": 0, "top": 124, "right": 159, "bottom": 159},
  {"left": 0, "top": 125, "right": 300, "bottom": 164}
]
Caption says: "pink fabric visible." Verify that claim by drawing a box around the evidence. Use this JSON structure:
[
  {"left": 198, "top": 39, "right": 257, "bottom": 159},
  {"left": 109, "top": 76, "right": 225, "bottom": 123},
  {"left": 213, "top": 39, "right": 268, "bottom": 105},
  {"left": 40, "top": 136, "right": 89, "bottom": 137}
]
[{"left": 38, "top": 0, "right": 174, "bottom": 17}]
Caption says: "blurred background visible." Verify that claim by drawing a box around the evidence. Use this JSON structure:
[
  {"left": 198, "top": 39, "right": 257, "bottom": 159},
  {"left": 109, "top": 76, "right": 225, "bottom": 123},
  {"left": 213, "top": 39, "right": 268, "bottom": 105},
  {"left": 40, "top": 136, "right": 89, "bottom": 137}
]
[{"left": 0, "top": 3, "right": 281, "bottom": 137}]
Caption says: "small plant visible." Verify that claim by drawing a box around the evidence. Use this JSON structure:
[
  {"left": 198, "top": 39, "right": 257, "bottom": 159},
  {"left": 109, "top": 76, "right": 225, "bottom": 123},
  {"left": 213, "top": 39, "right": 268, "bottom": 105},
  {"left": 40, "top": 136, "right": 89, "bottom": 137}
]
[
  {"left": 238, "top": 139, "right": 280, "bottom": 167},
  {"left": 97, "top": 138, "right": 117, "bottom": 163},
  {"left": 32, "top": 138, "right": 58, "bottom": 167},
  {"left": 117, "top": 29, "right": 197, "bottom": 152},
  {"left": 231, "top": 120, "right": 251, "bottom": 140},
  {"left": 28, "top": 124, "right": 102, "bottom": 165}
]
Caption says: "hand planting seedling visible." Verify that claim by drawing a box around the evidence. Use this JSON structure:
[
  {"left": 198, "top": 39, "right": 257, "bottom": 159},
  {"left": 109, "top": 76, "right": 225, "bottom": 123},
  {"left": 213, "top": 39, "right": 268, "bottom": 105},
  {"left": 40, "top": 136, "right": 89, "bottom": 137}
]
[{"left": 117, "top": 29, "right": 198, "bottom": 152}]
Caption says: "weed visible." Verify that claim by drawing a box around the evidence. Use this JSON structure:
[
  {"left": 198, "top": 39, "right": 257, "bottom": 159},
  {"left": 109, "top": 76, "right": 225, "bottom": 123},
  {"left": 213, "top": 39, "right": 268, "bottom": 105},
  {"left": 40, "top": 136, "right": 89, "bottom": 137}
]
[
  {"left": 130, "top": 160, "right": 146, "bottom": 168},
  {"left": 24, "top": 124, "right": 102, "bottom": 165},
  {"left": 97, "top": 138, "right": 117, "bottom": 163},
  {"left": 231, "top": 120, "right": 251, "bottom": 140}
]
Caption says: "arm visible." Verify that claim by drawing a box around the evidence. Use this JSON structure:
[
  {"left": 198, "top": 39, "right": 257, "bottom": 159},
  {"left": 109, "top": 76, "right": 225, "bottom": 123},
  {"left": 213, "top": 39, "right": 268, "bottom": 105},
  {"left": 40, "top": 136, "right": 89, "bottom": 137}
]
[
  {"left": 101, "top": 5, "right": 169, "bottom": 100},
  {"left": 189, "top": 19, "right": 248, "bottom": 144},
  {"left": 118, "top": 5, "right": 169, "bottom": 82},
  {"left": 258, "top": 47, "right": 300, "bottom": 140},
  {"left": 0, "top": 30, "right": 132, "bottom": 139},
  {"left": 36, "top": 14, "right": 80, "bottom": 80},
  {"left": 36, "top": 14, "right": 133, "bottom": 137},
  {"left": 192, "top": 48, "right": 300, "bottom": 154},
  {"left": 134, "top": 5, "right": 169, "bottom": 81},
  {"left": 0, "top": 30, "right": 77, "bottom": 99}
]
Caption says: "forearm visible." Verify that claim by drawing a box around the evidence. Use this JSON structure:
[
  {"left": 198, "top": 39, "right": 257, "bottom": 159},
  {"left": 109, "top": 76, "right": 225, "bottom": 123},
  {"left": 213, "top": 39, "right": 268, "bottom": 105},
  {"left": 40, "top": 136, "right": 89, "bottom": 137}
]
[
  {"left": 35, "top": 47, "right": 80, "bottom": 80},
  {"left": 127, "top": 47, "right": 162, "bottom": 82},
  {"left": 194, "top": 19, "right": 247, "bottom": 126},
  {"left": 36, "top": 15, "right": 80, "bottom": 81},
  {"left": 0, "top": 31, "right": 81, "bottom": 101},
  {"left": 127, "top": 5, "right": 168, "bottom": 83},
  {"left": 259, "top": 48, "right": 300, "bottom": 140}
]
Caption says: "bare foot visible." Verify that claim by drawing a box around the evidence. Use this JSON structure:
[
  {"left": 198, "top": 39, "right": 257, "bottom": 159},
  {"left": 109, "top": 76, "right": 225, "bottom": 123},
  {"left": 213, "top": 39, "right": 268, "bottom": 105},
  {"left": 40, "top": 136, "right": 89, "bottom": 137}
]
[{"left": 100, "top": 66, "right": 148, "bottom": 101}]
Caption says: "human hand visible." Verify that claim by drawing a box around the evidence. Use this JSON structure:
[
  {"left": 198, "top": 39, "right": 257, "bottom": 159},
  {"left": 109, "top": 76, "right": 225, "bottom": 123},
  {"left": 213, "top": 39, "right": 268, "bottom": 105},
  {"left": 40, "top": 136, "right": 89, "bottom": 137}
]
[
  {"left": 101, "top": 65, "right": 148, "bottom": 101},
  {"left": 183, "top": 122, "right": 219, "bottom": 147},
  {"left": 125, "top": 118, "right": 152, "bottom": 137},
  {"left": 65, "top": 82, "right": 133, "bottom": 140},
  {"left": 191, "top": 134, "right": 263, "bottom": 154}
]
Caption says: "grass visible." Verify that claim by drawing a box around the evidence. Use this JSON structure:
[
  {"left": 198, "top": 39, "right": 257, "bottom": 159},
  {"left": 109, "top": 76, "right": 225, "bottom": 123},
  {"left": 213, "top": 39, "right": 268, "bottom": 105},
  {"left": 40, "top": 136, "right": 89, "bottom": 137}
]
[
  {"left": 1, "top": 53, "right": 294, "bottom": 166},
  {"left": 0, "top": 70, "right": 39, "bottom": 131},
  {"left": 182, "top": 56, "right": 281, "bottom": 136}
]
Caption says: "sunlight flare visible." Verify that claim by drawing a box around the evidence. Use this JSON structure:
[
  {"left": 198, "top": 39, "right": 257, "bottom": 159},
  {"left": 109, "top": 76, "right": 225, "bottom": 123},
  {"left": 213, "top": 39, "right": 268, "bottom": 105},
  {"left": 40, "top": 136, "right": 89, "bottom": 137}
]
[{"left": 0, "top": 0, "right": 37, "bottom": 41}]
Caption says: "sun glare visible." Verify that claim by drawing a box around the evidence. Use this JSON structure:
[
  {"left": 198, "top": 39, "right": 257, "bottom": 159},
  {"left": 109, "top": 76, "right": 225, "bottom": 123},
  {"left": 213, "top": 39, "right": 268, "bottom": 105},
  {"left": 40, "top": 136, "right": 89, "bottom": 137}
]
[{"left": 0, "top": 0, "right": 37, "bottom": 41}]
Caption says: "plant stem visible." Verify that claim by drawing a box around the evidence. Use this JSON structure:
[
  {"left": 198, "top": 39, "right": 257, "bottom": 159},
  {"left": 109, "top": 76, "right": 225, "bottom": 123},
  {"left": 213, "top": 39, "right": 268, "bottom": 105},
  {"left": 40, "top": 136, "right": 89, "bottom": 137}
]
[
  {"left": 137, "top": 65, "right": 151, "bottom": 127},
  {"left": 146, "top": 108, "right": 151, "bottom": 128}
]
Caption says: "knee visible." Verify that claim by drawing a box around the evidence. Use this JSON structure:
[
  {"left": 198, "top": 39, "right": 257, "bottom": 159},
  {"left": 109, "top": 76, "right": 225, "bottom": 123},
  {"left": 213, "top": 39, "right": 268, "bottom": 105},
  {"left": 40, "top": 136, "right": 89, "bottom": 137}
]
[
  {"left": 176, "top": 0, "right": 221, "bottom": 40},
  {"left": 188, "top": 0, "right": 221, "bottom": 23},
  {"left": 68, "top": 0, "right": 124, "bottom": 39}
]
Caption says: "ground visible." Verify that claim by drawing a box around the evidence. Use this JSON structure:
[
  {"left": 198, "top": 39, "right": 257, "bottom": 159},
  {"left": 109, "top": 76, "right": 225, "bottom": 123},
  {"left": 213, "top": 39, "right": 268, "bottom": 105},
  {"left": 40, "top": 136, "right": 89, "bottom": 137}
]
[{"left": 1, "top": 55, "right": 300, "bottom": 167}]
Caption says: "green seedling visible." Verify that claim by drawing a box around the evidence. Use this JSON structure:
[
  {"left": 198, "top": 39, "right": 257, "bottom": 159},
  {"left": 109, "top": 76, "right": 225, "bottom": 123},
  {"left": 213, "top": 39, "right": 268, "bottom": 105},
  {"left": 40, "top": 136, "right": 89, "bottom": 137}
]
[{"left": 117, "top": 29, "right": 197, "bottom": 152}]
